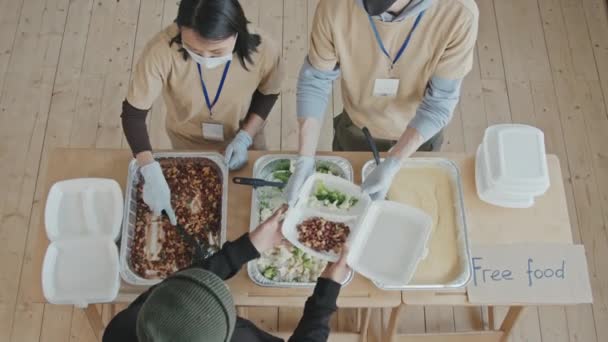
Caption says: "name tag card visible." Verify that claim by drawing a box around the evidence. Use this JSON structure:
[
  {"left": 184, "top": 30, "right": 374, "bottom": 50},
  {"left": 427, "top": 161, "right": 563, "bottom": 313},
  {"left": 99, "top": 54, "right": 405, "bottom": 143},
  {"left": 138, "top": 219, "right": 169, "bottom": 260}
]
[
  {"left": 373, "top": 79, "right": 400, "bottom": 97},
  {"left": 467, "top": 244, "right": 592, "bottom": 305}
]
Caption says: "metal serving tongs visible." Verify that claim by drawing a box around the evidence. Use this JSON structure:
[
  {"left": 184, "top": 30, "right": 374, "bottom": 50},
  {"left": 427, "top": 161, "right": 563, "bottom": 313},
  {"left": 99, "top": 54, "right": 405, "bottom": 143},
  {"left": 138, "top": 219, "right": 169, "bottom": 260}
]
[
  {"left": 232, "top": 177, "right": 285, "bottom": 189},
  {"left": 362, "top": 127, "right": 381, "bottom": 166},
  {"left": 161, "top": 210, "right": 211, "bottom": 264}
]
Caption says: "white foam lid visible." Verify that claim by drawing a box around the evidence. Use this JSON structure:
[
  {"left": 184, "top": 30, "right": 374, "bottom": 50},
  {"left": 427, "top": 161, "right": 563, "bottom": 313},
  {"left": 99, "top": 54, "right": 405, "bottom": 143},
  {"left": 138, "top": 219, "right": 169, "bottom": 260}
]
[
  {"left": 483, "top": 124, "right": 549, "bottom": 191},
  {"left": 42, "top": 237, "right": 120, "bottom": 307},
  {"left": 347, "top": 201, "right": 432, "bottom": 286},
  {"left": 43, "top": 178, "right": 122, "bottom": 307},
  {"left": 45, "top": 178, "right": 123, "bottom": 242},
  {"left": 476, "top": 145, "right": 535, "bottom": 208}
]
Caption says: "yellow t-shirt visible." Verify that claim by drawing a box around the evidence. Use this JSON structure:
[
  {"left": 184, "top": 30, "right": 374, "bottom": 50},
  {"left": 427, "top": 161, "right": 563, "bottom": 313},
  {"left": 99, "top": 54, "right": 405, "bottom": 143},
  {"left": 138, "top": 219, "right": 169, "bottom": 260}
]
[
  {"left": 127, "top": 24, "right": 285, "bottom": 142},
  {"left": 308, "top": 0, "right": 478, "bottom": 140}
]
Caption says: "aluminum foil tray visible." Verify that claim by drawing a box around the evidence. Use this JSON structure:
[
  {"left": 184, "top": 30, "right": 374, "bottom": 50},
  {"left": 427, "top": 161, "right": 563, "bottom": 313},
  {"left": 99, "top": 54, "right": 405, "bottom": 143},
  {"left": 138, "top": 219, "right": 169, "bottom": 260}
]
[
  {"left": 247, "top": 154, "right": 354, "bottom": 288},
  {"left": 362, "top": 158, "right": 472, "bottom": 290},
  {"left": 119, "top": 152, "right": 228, "bottom": 286}
]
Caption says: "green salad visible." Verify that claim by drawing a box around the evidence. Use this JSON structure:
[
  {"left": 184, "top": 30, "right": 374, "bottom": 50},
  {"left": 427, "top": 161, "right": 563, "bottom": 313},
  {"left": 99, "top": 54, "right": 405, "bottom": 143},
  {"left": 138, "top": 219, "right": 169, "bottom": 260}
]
[
  {"left": 256, "top": 159, "right": 340, "bottom": 282},
  {"left": 308, "top": 181, "right": 359, "bottom": 210}
]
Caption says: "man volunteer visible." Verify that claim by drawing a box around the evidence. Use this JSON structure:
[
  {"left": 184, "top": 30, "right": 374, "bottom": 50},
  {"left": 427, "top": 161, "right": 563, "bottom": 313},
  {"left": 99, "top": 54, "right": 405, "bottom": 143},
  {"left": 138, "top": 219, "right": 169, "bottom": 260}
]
[{"left": 285, "top": 0, "right": 478, "bottom": 202}]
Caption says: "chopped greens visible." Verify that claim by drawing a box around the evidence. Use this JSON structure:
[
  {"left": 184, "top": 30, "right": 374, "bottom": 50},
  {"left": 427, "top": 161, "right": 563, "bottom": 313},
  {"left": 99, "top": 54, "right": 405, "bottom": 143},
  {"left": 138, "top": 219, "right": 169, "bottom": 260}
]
[
  {"left": 310, "top": 181, "right": 359, "bottom": 209},
  {"left": 263, "top": 266, "right": 278, "bottom": 280},
  {"left": 316, "top": 163, "right": 332, "bottom": 174},
  {"left": 272, "top": 170, "right": 292, "bottom": 183}
]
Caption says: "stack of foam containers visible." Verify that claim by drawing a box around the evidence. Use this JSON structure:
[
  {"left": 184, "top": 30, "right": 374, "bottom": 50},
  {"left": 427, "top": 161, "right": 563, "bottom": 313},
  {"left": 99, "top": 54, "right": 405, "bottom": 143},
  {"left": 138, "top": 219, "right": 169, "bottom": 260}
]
[
  {"left": 42, "top": 178, "right": 122, "bottom": 308},
  {"left": 475, "top": 124, "right": 550, "bottom": 208}
]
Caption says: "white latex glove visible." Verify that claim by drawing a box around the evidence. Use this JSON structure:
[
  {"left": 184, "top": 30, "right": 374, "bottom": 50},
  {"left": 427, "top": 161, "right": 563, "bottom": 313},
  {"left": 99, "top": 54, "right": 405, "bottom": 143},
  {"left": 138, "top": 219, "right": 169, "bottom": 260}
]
[
  {"left": 361, "top": 157, "right": 402, "bottom": 201},
  {"left": 224, "top": 130, "right": 253, "bottom": 171},
  {"left": 140, "top": 161, "right": 177, "bottom": 225},
  {"left": 283, "top": 156, "right": 315, "bottom": 205}
]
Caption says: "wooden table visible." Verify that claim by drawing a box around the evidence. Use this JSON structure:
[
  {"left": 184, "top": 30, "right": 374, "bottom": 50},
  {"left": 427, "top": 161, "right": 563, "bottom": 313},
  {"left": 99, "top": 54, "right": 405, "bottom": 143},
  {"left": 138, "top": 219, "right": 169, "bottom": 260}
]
[{"left": 24, "top": 148, "right": 573, "bottom": 342}]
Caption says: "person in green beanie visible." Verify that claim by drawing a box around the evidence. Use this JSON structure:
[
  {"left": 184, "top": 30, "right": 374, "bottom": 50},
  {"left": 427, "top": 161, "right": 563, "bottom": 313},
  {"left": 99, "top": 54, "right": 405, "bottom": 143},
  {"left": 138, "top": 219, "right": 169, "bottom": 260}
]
[{"left": 103, "top": 205, "right": 351, "bottom": 342}]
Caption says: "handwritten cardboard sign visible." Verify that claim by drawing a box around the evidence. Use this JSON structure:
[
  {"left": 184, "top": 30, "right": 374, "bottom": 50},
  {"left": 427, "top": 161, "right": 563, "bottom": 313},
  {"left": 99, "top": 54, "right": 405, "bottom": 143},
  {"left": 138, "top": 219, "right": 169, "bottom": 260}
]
[{"left": 467, "top": 244, "right": 592, "bottom": 305}]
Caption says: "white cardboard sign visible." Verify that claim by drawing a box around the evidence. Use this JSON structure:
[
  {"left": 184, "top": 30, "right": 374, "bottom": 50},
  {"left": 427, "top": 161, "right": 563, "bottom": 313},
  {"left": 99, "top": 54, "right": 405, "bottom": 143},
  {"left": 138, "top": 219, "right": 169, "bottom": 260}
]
[{"left": 467, "top": 244, "right": 593, "bottom": 305}]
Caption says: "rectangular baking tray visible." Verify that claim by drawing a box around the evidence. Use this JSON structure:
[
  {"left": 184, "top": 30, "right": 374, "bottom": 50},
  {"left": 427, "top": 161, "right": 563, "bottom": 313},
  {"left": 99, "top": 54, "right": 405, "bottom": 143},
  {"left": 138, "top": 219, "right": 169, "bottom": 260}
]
[
  {"left": 362, "top": 158, "right": 472, "bottom": 290},
  {"left": 247, "top": 154, "right": 354, "bottom": 288},
  {"left": 119, "top": 152, "right": 228, "bottom": 286}
]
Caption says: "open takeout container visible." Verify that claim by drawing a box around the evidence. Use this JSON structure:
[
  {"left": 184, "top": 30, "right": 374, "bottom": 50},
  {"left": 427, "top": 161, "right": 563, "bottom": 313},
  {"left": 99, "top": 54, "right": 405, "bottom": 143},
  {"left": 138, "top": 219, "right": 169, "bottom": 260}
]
[
  {"left": 42, "top": 178, "right": 121, "bottom": 307},
  {"left": 282, "top": 174, "right": 433, "bottom": 286}
]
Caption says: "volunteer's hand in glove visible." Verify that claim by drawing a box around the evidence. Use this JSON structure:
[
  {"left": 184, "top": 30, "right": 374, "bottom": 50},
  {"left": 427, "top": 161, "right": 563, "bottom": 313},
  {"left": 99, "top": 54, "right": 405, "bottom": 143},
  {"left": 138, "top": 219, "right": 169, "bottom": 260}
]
[
  {"left": 283, "top": 156, "right": 315, "bottom": 205},
  {"left": 140, "top": 161, "right": 177, "bottom": 225},
  {"left": 224, "top": 130, "right": 253, "bottom": 171},
  {"left": 361, "top": 157, "right": 401, "bottom": 201}
]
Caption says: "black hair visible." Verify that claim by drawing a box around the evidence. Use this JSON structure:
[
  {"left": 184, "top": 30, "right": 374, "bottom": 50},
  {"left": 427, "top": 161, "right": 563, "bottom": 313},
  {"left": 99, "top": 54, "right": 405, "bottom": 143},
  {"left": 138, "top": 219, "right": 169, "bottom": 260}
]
[{"left": 170, "top": 0, "right": 261, "bottom": 70}]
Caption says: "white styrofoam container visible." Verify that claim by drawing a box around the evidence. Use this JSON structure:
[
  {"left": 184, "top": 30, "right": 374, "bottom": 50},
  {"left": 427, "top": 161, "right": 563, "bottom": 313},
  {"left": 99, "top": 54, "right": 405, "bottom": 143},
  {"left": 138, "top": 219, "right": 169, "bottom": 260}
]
[
  {"left": 347, "top": 201, "right": 432, "bottom": 286},
  {"left": 45, "top": 178, "right": 123, "bottom": 241},
  {"left": 294, "top": 173, "right": 371, "bottom": 218},
  {"left": 42, "top": 237, "right": 120, "bottom": 307},
  {"left": 476, "top": 145, "right": 535, "bottom": 208},
  {"left": 42, "top": 178, "right": 122, "bottom": 307},
  {"left": 482, "top": 124, "right": 549, "bottom": 194},
  {"left": 282, "top": 208, "right": 358, "bottom": 262},
  {"left": 282, "top": 174, "right": 432, "bottom": 285}
]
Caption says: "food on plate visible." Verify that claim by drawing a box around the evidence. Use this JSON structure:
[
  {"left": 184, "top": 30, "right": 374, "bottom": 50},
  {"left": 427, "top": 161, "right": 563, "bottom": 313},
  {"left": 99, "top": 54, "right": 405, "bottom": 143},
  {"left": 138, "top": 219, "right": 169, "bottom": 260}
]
[
  {"left": 255, "top": 159, "right": 341, "bottom": 282},
  {"left": 308, "top": 181, "right": 359, "bottom": 210},
  {"left": 297, "top": 217, "right": 350, "bottom": 253},
  {"left": 131, "top": 158, "right": 222, "bottom": 279},
  {"left": 257, "top": 244, "right": 327, "bottom": 282},
  {"left": 387, "top": 167, "right": 460, "bottom": 284}
]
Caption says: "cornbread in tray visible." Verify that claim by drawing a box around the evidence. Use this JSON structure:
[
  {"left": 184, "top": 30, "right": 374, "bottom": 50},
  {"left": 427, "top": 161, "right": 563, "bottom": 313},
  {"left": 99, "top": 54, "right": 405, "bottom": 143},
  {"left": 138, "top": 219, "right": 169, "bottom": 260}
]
[{"left": 130, "top": 157, "right": 222, "bottom": 279}]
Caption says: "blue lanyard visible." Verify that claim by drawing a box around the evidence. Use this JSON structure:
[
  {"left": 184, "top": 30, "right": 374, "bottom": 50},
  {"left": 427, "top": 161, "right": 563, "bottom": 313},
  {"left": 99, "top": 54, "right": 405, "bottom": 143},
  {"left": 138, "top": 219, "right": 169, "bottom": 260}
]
[
  {"left": 368, "top": 10, "right": 425, "bottom": 68},
  {"left": 196, "top": 61, "right": 231, "bottom": 116}
]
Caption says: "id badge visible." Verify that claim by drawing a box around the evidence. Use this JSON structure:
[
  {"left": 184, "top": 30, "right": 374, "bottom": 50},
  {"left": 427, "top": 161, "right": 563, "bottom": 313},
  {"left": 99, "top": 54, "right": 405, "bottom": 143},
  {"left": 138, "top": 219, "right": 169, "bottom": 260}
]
[
  {"left": 373, "top": 78, "right": 400, "bottom": 97},
  {"left": 201, "top": 121, "right": 225, "bottom": 142}
]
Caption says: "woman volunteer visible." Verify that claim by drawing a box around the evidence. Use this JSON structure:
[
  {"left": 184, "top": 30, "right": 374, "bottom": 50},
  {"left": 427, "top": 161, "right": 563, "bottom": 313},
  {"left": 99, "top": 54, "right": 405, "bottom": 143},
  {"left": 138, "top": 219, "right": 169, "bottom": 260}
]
[
  {"left": 285, "top": 0, "right": 478, "bottom": 202},
  {"left": 122, "top": 0, "right": 284, "bottom": 223}
]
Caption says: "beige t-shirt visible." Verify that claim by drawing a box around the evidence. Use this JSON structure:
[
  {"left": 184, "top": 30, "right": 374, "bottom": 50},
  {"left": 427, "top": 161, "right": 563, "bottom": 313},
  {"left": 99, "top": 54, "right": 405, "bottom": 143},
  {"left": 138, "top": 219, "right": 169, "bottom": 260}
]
[
  {"left": 309, "top": 0, "right": 479, "bottom": 140},
  {"left": 127, "top": 24, "right": 285, "bottom": 142}
]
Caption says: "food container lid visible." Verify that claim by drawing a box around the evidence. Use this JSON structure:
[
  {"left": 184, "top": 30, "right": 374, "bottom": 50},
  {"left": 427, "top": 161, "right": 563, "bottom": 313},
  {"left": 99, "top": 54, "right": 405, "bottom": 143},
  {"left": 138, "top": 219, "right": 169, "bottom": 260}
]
[
  {"left": 476, "top": 145, "right": 535, "bottom": 208},
  {"left": 483, "top": 124, "right": 549, "bottom": 189},
  {"left": 45, "top": 178, "right": 123, "bottom": 242},
  {"left": 42, "top": 237, "right": 120, "bottom": 307},
  {"left": 347, "top": 201, "right": 432, "bottom": 286}
]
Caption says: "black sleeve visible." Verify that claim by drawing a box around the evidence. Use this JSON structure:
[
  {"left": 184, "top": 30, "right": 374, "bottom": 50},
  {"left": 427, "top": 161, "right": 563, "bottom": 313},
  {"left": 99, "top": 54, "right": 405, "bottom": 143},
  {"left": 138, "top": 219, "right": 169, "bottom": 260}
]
[
  {"left": 247, "top": 90, "right": 279, "bottom": 120},
  {"left": 121, "top": 100, "right": 152, "bottom": 155},
  {"left": 102, "top": 288, "right": 151, "bottom": 342},
  {"left": 193, "top": 233, "right": 260, "bottom": 280},
  {"left": 289, "top": 278, "right": 341, "bottom": 342}
]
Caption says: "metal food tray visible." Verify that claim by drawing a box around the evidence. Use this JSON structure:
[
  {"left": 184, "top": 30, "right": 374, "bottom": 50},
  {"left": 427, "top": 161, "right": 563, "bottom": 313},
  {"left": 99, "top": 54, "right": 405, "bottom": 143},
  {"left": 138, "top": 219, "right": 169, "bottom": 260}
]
[
  {"left": 247, "top": 154, "right": 355, "bottom": 288},
  {"left": 362, "top": 158, "right": 472, "bottom": 290},
  {"left": 119, "top": 152, "right": 228, "bottom": 286}
]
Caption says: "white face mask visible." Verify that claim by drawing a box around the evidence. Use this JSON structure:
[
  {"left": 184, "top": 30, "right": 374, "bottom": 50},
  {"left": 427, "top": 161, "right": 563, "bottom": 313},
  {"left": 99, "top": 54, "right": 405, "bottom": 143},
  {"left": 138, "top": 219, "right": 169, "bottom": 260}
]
[{"left": 186, "top": 47, "right": 233, "bottom": 69}]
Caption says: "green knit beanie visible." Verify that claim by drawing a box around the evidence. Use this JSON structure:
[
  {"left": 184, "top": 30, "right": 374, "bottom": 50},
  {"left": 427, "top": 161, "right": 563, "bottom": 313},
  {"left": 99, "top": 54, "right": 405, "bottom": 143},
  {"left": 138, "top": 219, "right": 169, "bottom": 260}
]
[{"left": 136, "top": 268, "right": 236, "bottom": 342}]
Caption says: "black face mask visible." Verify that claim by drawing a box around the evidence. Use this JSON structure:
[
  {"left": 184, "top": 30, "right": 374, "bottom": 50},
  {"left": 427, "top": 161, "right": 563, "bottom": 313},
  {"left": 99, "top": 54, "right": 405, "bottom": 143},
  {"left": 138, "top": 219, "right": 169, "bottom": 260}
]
[{"left": 363, "top": 0, "right": 399, "bottom": 16}]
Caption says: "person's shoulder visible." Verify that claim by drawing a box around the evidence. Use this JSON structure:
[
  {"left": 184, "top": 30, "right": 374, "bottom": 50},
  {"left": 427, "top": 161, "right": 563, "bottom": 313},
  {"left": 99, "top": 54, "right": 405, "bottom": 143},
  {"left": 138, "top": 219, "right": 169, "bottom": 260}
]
[
  {"left": 440, "top": 0, "right": 479, "bottom": 21},
  {"left": 316, "top": 0, "right": 356, "bottom": 16},
  {"left": 144, "top": 23, "right": 180, "bottom": 57},
  {"left": 249, "top": 26, "right": 281, "bottom": 60}
]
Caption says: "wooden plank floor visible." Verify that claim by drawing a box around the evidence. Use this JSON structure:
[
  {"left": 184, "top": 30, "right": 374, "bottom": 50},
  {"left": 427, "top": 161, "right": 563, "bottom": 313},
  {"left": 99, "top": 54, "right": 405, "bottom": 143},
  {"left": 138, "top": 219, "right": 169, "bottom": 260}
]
[{"left": 1, "top": 0, "right": 606, "bottom": 340}]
